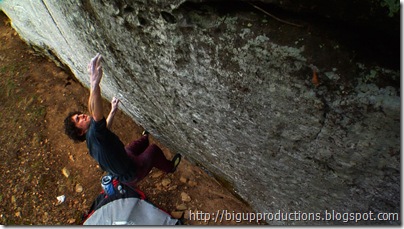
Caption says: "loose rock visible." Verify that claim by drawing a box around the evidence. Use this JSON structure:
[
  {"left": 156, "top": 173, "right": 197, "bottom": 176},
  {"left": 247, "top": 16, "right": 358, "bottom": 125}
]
[
  {"left": 75, "top": 184, "right": 83, "bottom": 193},
  {"left": 151, "top": 171, "right": 164, "bottom": 179},
  {"left": 181, "top": 192, "right": 191, "bottom": 202},
  {"left": 179, "top": 176, "right": 188, "bottom": 183},
  {"left": 161, "top": 178, "right": 171, "bottom": 187},
  {"left": 168, "top": 185, "right": 178, "bottom": 191},
  {"left": 176, "top": 203, "right": 187, "bottom": 211},
  {"left": 67, "top": 218, "right": 76, "bottom": 224},
  {"left": 188, "top": 180, "right": 197, "bottom": 187},
  {"left": 171, "top": 211, "right": 184, "bottom": 219}
]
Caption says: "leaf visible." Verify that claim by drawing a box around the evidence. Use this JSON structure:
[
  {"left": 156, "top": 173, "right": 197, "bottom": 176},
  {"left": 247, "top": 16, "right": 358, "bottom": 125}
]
[
  {"left": 62, "top": 167, "right": 70, "bottom": 178},
  {"left": 312, "top": 70, "right": 319, "bottom": 87}
]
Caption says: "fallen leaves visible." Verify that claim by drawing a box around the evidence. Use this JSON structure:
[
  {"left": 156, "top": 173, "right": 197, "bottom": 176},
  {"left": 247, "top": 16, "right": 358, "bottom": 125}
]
[
  {"left": 312, "top": 70, "right": 320, "bottom": 87},
  {"left": 56, "top": 195, "right": 65, "bottom": 205},
  {"left": 62, "top": 167, "right": 70, "bottom": 178}
]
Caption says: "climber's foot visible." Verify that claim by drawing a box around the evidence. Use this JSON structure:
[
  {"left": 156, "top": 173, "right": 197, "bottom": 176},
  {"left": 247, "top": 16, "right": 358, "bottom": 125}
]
[
  {"left": 171, "top": 154, "right": 182, "bottom": 173},
  {"left": 142, "top": 130, "right": 149, "bottom": 136}
]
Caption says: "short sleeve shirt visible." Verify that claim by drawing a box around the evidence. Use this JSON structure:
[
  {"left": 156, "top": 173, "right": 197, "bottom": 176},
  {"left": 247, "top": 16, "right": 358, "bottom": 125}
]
[{"left": 85, "top": 117, "right": 136, "bottom": 182}]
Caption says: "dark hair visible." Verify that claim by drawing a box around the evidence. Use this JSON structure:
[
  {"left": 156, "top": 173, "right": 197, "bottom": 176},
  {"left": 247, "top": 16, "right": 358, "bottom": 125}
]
[{"left": 64, "top": 111, "right": 86, "bottom": 143}]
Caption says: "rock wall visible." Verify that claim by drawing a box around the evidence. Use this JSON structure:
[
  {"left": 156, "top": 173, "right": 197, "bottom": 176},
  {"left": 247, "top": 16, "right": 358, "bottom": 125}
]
[{"left": 1, "top": 0, "right": 399, "bottom": 225}]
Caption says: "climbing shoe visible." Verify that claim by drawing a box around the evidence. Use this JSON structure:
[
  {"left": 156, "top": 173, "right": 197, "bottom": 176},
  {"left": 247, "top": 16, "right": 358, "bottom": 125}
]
[
  {"left": 142, "top": 130, "right": 149, "bottom": 136},
  {"left": 171, "top": 154, "right": 182, "bottom": 173}
]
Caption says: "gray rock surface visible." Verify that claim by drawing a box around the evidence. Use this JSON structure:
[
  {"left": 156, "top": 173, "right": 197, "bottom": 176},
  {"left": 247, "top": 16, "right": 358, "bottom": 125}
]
[{"left": 1, "top": 0, "right": 399, "bottom": 225}]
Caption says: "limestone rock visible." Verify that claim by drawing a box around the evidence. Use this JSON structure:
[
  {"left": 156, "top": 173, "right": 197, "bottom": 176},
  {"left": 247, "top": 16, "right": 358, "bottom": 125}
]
[{"left": 0, "top": 0, "right": 399, "bottom": 225}]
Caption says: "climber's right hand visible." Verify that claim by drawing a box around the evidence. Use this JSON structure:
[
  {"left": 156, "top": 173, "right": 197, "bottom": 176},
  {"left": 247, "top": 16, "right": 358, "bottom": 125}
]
[{"left": 88, "top": 53, "right": 103, "bottom": 89}]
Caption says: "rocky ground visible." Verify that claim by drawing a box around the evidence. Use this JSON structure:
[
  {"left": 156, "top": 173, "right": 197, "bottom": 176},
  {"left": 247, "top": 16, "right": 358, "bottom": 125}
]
[{"left": 0, "top": 12, "right": 261, "bottom": 225}]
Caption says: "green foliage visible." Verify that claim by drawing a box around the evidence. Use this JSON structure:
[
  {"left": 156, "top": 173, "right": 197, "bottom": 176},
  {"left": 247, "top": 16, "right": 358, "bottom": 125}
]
[{"left": 381, "top": 0, "right": 400, "bottom": 17}]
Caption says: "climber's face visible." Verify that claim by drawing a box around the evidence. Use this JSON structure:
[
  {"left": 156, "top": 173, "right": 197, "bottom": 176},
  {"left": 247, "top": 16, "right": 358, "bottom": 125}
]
[{"left": 71, "top": 113, "right": 91, "bottom": 135}]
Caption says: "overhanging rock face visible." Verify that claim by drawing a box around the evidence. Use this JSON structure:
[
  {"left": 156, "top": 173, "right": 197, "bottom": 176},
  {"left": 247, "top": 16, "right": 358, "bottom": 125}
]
[{"left": 1, "top": 0, "right": 399, "bottom": 224}]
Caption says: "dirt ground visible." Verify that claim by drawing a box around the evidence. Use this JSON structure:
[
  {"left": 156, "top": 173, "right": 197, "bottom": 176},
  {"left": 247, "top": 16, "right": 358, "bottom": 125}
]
[{"left": 0, "top": 12, "right": 260, "bottom": 225}]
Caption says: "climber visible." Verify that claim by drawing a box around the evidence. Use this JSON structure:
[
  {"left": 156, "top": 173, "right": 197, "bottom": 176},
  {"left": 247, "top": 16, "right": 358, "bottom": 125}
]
[{"left": 63, "top": 53, "right": 181, "bottom": 186}]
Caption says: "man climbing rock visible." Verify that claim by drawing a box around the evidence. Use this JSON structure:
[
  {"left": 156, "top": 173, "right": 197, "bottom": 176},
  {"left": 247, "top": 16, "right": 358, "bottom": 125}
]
[{"left": 63, "top": 53, "right": 181, "bottom": 186}]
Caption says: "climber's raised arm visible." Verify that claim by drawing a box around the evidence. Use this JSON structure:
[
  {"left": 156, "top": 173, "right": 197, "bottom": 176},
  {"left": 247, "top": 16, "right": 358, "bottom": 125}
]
[
  {"left": 107, "top": 97, "right": 120, "bottom": 129},
  {"left": 87, "top": 53, "right": 104, "bottom": 122}
]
